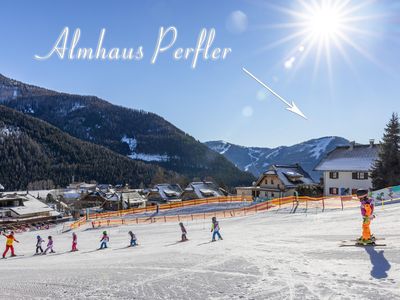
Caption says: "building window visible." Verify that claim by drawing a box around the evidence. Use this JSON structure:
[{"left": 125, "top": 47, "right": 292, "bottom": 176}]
[
  {"left": 329, "top": 172, "right": 339, "bottom": 179},
  {"left": 352, "top": 172, "right": 369, "bottom": 180},
  {"left": 271, "top": 179, "right": 274, "bottom": 185},
  {"left": 271, "top": 193, "right": 275, "bottom": 198},
  {"left": 277, "top": 184, "right": 280, "bottom": 189},
  {"left": 329, "top": 187, "right": 339, "bottom": 195}
]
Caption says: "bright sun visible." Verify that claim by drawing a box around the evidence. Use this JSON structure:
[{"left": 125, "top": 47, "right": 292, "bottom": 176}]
[
  {"left": 263, "top": 0, "right": 378, "bottom": 78},
  {"left": 307, "top": 4, "right": 343, "bottom": 38}
]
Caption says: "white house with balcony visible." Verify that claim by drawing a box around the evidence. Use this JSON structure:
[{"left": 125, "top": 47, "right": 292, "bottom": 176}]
[
  {"left": 314, "top": 140, "right": 379, "bottom": 196},
  {"left": 236, "top": 164, "right": 317, "bottom": 199}
]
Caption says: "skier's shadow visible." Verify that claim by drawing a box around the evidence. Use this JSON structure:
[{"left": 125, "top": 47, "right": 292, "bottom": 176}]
[{"left": 365, "top": 247, "right": 391, "bottom": 279}]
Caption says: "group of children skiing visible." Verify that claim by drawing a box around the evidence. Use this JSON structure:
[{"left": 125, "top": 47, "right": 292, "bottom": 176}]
[
  {"left": 1, "top": 190, "right": 380, "bottom": 259},
  {"left": 1, "top": 217, "right": 224, "bottom": 259}
]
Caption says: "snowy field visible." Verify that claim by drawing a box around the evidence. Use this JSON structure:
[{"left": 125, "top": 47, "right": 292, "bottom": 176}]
[{"left": 1, "top": 203, "right": 399, "bottom": 300}]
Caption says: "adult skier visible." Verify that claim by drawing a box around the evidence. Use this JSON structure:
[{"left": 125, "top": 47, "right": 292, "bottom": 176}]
[
  {"left": 99, "top": 231, "right": 109, "bottom": 249},
  {"left": 211, "top": 217, "right": 223, "bottom": 242},
  {"left": 356, "top": 189, "right": 375, "bottom": 245},
  {"left": 36, "top": 235, "right": 44, "bottom": 254},
  {"left": 71, "top": 232, "right": 78, "bottom": 252},
  {"left": 2, "top": 231, "right": 19, "bottom": 258},
  {"left": 179, "top": 222, "right": 188, "bottom": 242}
]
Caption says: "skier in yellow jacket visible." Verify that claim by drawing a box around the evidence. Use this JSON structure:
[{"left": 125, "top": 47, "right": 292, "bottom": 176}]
[{"left": 2, "top": 231, "right": 19, "bottom": 258}]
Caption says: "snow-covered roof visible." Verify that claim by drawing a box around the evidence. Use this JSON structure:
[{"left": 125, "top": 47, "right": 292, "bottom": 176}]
[
  {"left": 185, "top": 182, "right": 224, "bottom": 198},
  {"left": 315, "top": 144, "right": 379, "bottom": 172},
  {"left": 153, "top": 184, "right": 183, "bottom": 200},
  {"left": 120, "top": 190, "right": 146, "bottom": 203},
  {"left": 257, "top": 164, "right": 315, "bottom": 188},
  {"left": 0, "top": 193, "right": 57, "bottom": 217}
]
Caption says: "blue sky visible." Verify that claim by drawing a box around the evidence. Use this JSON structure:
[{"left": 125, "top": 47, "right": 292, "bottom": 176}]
[{"left": 0, "top": 0, "right": 399, "bottom": 147}]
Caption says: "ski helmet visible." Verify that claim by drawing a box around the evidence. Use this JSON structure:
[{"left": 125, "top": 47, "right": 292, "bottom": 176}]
[
  {"left": 103, "top": 231, "right": 107, "bottom": 235},
  {"left": 356, "top": 189, "right": 368, "bottom": 198}
]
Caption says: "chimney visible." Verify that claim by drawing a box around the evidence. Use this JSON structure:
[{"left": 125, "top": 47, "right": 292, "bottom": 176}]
[
  {"left": 369, "top": 139, "right": 375, "bottom": 147},
  {"left": 349, "top": 141, "right": 355, "bottom": 150}
]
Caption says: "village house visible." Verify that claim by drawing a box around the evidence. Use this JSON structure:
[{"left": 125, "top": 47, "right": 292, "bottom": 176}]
[
  {"left": 236, "top": 164, "right": 317, "bottom": 199},
  {"left": 314, "top": 140, "right": 379, "bottom": 196},
  {"left": 146, "top": 184, "right": 183, "bottom": 204},
  {"left": 0, "top": 192, "right": 59, "bottom": 225},
  {"left": 181, "top": 182, "right": 228, "bottom": 201},
  {"left": 74, "top": 189, "right": 146, "bottom": 212}
]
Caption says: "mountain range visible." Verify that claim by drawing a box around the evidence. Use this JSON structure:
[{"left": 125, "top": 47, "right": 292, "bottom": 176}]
[
  {"left": 205, "top": 137, "right": 350, "bottom": 181},
  {"left": 0, "top": 73, "right": 254, "bottom": 190},
  {"left": 0, "top": 105, "right": 185, "bottom": 191}
]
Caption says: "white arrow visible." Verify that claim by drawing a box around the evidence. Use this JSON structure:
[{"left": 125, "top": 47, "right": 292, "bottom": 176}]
[{"left": 242, "top": 67, "right": 308, "bottom": 120}]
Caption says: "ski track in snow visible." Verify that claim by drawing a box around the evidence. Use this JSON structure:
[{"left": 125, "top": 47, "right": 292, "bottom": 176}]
[{"left": 1, "top": 203, "right": 400, "bottom": 299}]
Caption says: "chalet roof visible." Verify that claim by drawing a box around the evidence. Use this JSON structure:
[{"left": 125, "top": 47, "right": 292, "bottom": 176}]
[
  {"left": 184, "top": 182, "right": 224, "bottom": 198},
  {"left": 0, "top": 193, "right": 56, "bottom": 216},
  {"left": 120, "top": 190, "right": 146, "bottom": 203},
  {"left": 257, "top": 164, "right": 316, "bottom": 188},
  {"left": 153, "top": 184, "right": 183, "bottom": 200},
  {"left": 314, "top": 144, "right": 379, "bottom": 172}
]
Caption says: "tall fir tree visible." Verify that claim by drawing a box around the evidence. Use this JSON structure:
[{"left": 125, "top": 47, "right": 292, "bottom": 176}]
[{"left": 371, "top": 113, "right": 400, "bottom": 189}]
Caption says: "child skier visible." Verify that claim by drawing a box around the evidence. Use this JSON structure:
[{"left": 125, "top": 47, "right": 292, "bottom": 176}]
[
  {"left": 128, "top": 231, "right": 137, "bottom": 247},
  {"left": 71, "top": 232, "right": 78, "bottom": 252},
  {"left": 99, "top": 231, "right": 109, "bottom": 249},
  {"left": 43, "top": 236, "right": 55, "bottom": 255},
  {"left": 2, "top": 231, "right": 19, "bottom": 258},
  {"left": 211, "top": 217, "right": 223, "bottom": 242},
  {"left": 356, "top": 189, "right": 375, "bottom": 245},
  {"left": 36, "top": 235, "right": 44, "bottom": 254},
  {"left": 179, "top": 222, "right": 188, "bottom": 242}
]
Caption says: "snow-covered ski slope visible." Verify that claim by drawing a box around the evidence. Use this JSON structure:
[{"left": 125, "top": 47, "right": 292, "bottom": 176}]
[{"left": 1, "top": 203, "right": 399, "bottom": 299}]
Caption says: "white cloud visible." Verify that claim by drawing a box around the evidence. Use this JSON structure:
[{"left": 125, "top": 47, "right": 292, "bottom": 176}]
[
  {"left": 242, "top": 106, "right": 253, "bottom": 117},
  {"left": 226, "top": 10, "right": 248, "bottom": 34}
]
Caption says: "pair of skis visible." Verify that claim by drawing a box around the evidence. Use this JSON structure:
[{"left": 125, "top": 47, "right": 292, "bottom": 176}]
[{"left": 340, "top": 238, "right": 386, "bottom": 247}]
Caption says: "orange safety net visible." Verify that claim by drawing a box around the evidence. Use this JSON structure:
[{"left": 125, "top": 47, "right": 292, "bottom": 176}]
[{"left": 68, "top": 195, "right": 357, "bottom": 230}]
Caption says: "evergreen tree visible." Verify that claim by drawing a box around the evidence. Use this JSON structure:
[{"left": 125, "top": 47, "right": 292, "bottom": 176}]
[{"left": 371, "top": 113, "right": 400, "bottom": 189}]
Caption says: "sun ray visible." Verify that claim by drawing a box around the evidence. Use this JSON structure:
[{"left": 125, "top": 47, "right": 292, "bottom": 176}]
[{"left": 253, "top": 0, "right": 383, "bottom": 80}]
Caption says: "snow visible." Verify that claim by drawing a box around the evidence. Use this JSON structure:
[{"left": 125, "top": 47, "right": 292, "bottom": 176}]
[
  {"left": 310, "top": 136, "right": 334, "bottom": 159},
  {"left": 0, "top": 125, "right": 20, "bottom": 137},
  {"left": 70, "top": 102, "right": 86, "bottom": 112},
  {"left": 122, "top": 135, "right": 169, "bottom": 162},
  {"left": 128, "top": 153, "right": 169, "bottom": 162},
  {"left": 210, "top": 141, "right": 231, "bottom": 154},
  {"left": 121, "top": 135, "right": 137, "bottom": 152},
  {"left": 244, "top": 148, "right": 262, "bottom": 171},
  {"left": 1, "top": 202, "right": 399, "bottom": 299}
]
